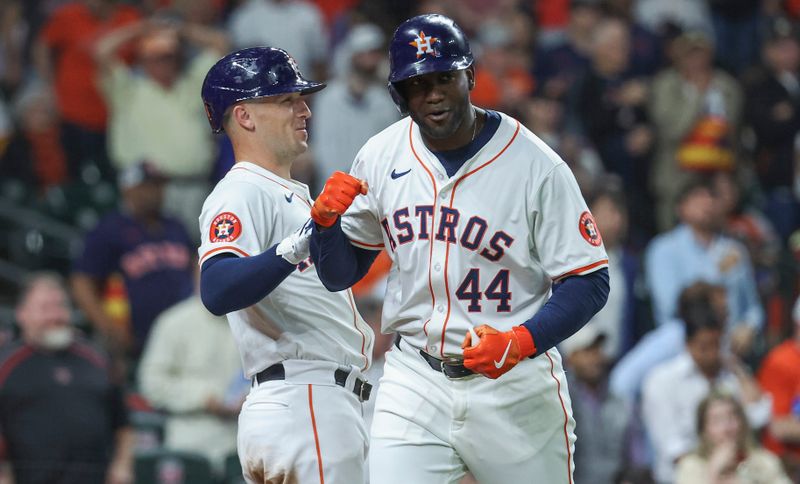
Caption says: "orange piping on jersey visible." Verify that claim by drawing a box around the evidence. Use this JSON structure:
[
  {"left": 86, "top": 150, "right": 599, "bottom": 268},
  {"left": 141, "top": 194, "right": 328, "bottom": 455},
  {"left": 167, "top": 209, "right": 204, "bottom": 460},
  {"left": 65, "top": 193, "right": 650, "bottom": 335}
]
[
  {"left": 200, "top": 245, "right": 250, "bottom": 264},
  {"left": 460, "top": 120, "right": 521, "bottom": 180},
  {"left": 546, "top": 351, "right": 574, "bottom": 484},
  {"left": 439, "top": 120, "right": 521, "bottom": 357},
  {"left": 0, "top": 346, "right": 34, "bottom": 388},
  {"left": 346, "top": 289, "right": 369, "bottom": 371},
  {"left": 350, "top": 238, "right": 384, "bottom": 249},
  {"left": 308, "top": 385, "right": 325, "bottom": 484},
  {"left": 553, "top": 259, "right": 608, "bottom": 281},
  {"left": 408, "top": 119, "right": 438, "bottom": 351},
  {"left": 230, "top": 165, "right": 312, "bottom": 209}
]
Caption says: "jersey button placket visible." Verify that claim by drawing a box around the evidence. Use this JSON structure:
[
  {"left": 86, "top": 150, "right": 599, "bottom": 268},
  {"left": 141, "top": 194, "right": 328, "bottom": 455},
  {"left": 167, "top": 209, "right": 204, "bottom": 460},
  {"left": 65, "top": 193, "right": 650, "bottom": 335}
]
[{"left": 428, "top": 182, "right": 451, "bottom": 355}]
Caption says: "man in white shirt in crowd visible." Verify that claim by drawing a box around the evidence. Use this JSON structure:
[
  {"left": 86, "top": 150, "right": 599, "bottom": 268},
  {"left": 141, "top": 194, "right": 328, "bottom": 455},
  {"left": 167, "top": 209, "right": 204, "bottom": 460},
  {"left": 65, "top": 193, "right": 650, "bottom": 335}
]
[{"left": 642, "top": 281, "right": 771, "bottom": 484}]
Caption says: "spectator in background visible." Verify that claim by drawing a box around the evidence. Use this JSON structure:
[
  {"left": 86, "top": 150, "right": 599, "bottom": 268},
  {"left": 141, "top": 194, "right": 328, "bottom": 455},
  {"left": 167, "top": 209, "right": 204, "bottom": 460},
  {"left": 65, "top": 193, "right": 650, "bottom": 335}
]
[
  {"left": 560, "top": 323, "right": 635, "bottom": 484},
  {"left": 649, "top": 31, "right": 743, "bottom": 230},
  {"left": 757, "top": 297, "right": 800, "bottom": 479},
  {"left": 707, "top": 0, "right": 762, "bottom": 75},
  {"left": 786, "top": 0, "right": 800, "bottom": 20},
  {"left": 586, "top": 180, "right": 642, "bottom": 360},
  {"left": 642, "top": 282, "right": 771, "bottom": 484},
  {"left": 94, "top": 18, "right": 228, "bottom": 243},
  {"left": 610, "top": 281, "right": 728, "bottom": 412},
  {"left": 534, "top": 0, "right": 601, "bottom": 100},
  {"left": 137, "top": 288, "right": 242, "bottom": 475},
  {"left": 33, "top": 0, "right": 141, "bottom": 182},
  {"left": 571, "top": 17, "right": 654, "bottom": 236},
  {"left": 470, "top": 18, "right": 535, "bottom": 114},
  {"left": 602, "top": 0, "right": 663, "bottom": 77},
  {"left": 634, "top": 0, "right": 712, "bottom": 37},
  {"left": 0, "top": 1, "right": 26, "bottom": 96},
  {"left": 0, "top": 82, "right": 67, "bottom": 191},
  {"left": 675, "top": 392, "right": 791, "bottom": 484},
  {"left": 311, "top": 23, "right": 398, "bottom": 191},
  {"left": 0, "top": 273, "right": 133, "bottom": 484},
  {"left": 712, "top": 171, "right": 781, "bottom": 325},
  {"left": 521, "top": 93, "right": 603, "bottom": 194},
  {"left": 227, "top": 0, "right": 328, "bottom": 80},
  {"left": 71, "top": 162, "right": 194, "bottom": 360},
  {"left": 646, "top": 178, "right": 763, "bottom": 355},
  {"left": 744, "top": 16, "right": 800, "bottom": 241}
]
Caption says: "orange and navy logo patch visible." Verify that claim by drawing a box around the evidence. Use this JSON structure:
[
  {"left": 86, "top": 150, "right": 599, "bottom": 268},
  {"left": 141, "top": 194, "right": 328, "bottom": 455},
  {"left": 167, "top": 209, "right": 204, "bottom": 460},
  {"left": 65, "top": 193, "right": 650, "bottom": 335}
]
[
  {"left": 210, "top": 212, "right": 242, "bottom": 243},
  {"left": 410, "top": 31, "right": 438, "bottom": 58},
  {"left": 579, "top": 211, "right": 602, "bottom": 247}
]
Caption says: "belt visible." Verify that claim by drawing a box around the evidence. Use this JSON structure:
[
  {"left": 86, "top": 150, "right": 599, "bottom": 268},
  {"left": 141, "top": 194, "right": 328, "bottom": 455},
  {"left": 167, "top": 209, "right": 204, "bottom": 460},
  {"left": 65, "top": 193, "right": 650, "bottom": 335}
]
[
  {"left": 254, "top": 363, "right": 372, "bottom": 402},
  {"left": 394, "top": 336, "right": 475, "bottom": 379}
]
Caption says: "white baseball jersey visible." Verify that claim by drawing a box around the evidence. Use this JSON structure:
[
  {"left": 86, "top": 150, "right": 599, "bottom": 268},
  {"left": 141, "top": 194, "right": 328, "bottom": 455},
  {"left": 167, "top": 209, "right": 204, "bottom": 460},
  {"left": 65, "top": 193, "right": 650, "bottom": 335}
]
[
  {"left": 342, "top": 113, "right": 608, "bottom": 358},
  {"left": 198, "top": 162, "right": 373, "bottom": 377}
]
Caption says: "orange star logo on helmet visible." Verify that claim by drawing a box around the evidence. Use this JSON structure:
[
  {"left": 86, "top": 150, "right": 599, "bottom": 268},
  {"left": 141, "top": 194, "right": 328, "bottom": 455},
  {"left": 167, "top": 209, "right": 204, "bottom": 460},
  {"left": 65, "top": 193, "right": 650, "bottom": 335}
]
[{"left": 409, "top": 31, "right": 438, "bottom": 58}]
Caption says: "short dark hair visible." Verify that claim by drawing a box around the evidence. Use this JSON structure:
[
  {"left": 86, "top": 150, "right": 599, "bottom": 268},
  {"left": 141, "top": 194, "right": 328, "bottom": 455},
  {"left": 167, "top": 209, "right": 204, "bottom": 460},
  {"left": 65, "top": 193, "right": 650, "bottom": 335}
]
[
  {"left": 678, "top": 281, "right": 725, "bottom": 340},
  {"left": 675, "top": 175, "right": 713, "bottom": 208}
]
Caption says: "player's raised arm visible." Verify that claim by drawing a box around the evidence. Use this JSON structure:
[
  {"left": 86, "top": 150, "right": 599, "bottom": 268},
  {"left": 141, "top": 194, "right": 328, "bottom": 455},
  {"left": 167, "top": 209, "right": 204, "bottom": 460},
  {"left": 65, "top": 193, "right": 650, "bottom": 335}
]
[{"left": 309, "top": 171, "right": 379, "bottom": 291}]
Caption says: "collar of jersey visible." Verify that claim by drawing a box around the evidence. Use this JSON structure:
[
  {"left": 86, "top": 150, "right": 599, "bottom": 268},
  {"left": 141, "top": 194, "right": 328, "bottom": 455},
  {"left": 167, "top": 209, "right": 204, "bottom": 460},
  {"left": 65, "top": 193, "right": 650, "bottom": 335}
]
[
  {"left": 231, "top": 161, "right": 311, "bottom": 195},
  {"left": 430, "top": 110, "right": 502, "bottom": 178},
  {"left": 411, "top": 110, "right": 513, "bottom": 180}
]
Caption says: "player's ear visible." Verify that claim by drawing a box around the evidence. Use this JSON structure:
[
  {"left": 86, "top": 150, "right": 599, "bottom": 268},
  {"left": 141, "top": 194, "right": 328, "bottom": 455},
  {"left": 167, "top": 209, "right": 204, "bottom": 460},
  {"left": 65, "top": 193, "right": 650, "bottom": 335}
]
[
  {"left": 466, "top": 66, "right": 475, "bottom": 91},
  {"left": 231, "top": 104, "right": 255, "bottom": 131}
]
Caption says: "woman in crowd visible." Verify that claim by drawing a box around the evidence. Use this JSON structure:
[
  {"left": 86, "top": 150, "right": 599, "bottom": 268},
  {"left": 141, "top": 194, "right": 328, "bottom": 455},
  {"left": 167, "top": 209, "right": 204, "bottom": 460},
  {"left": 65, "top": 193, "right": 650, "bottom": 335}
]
[{"left": 676, "top": 392, "right": 791, "bottom": 484}]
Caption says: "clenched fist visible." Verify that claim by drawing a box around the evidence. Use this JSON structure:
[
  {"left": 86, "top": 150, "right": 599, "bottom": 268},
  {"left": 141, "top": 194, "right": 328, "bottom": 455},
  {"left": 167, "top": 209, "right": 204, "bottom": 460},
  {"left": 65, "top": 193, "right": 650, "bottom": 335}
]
[
  {"left": 311, "top": 171, "right": 368, "bottom": 227},
  {"left": 462, "top": 325, "right": 536, "bottom": 379}
]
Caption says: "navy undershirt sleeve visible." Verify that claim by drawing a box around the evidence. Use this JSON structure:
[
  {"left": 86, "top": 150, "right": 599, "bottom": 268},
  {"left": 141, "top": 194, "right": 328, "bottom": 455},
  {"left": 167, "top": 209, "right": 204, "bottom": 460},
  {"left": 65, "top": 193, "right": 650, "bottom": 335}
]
[
  {"left": 521, "top": 268, "right": 610, "bottom": 357},
  {"left": 309, "top": 219, "right": 380, "bottom": 291},
  {"left": 200, "top": 245, "right": 296, "bottom": 316}
]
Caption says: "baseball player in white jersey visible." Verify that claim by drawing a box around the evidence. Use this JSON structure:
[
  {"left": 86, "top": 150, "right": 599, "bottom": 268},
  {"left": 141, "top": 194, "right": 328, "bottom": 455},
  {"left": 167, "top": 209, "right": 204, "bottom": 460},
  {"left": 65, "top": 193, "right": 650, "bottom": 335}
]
[
  {"left": 307, "top": 14, "right": 610, "bottom": 484},
  {"left": 198, "top": 47, "right": 373, "bottom": 484}
]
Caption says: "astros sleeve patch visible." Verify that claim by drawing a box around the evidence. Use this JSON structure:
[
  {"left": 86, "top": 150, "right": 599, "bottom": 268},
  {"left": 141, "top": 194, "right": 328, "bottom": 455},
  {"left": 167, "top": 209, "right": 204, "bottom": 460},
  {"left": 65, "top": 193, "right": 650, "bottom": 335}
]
[
  {"left": 578, "top": 211, "right": 602, "bottom": 247},
  {"left": 198, "top": 179, "right": 270, "bottom": 266},
  {"left": 209, "top": 212, "right": 243, "bottom": 243}
]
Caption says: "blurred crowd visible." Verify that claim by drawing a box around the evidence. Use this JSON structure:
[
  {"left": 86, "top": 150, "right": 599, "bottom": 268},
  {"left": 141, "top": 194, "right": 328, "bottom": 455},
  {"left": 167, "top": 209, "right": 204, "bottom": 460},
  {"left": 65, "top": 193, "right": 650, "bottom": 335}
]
[{"left": 1, "top": 0, "right": 800, "bottom": 483}]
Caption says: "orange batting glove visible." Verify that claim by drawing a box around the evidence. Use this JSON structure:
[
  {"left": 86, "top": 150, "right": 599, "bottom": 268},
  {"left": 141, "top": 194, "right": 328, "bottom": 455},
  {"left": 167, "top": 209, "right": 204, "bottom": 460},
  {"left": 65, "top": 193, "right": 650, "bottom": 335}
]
[
  {"left": 462, "top": 325, "right": 536, "bottom": 379},
  {"left": 311, "top": 171, "right": 368, "bottom": 227}
]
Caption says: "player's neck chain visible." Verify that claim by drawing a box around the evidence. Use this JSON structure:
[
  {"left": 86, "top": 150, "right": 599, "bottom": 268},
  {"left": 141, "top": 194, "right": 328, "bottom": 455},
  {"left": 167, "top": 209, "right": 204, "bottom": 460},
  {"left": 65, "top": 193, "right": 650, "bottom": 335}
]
[{"left": 470, "top": 108, "right": 481, "bottom": 142}]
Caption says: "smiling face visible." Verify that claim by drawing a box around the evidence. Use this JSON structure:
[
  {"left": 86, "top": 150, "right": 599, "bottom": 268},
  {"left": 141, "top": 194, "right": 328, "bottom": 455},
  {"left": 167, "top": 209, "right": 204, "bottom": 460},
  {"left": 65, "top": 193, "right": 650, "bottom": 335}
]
[
  {"left": 232, "top": 91, "right": 312, "bottom": 162},
  {"left": 399, "top": 67, "right": 475, "bottom": 150},
  {"left": 16, "top": 276, "right": 72, "bottom": 349}
]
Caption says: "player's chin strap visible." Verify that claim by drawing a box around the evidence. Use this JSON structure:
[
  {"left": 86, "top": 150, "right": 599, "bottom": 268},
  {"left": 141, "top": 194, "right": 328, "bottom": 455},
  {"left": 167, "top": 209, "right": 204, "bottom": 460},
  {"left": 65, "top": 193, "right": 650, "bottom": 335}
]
[{"left": 276, "top": 218, "right": 314, "bottom": 265}]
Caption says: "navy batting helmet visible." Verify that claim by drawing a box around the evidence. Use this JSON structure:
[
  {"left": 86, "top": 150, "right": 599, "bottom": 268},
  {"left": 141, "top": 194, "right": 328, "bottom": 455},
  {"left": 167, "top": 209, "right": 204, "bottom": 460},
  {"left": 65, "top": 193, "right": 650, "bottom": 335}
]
[
  {"left": 201, "top": 47, "right": 325, "bottom": 133},
  {"left": 387, "top": 14, "right": 473, "bottom": 115}
]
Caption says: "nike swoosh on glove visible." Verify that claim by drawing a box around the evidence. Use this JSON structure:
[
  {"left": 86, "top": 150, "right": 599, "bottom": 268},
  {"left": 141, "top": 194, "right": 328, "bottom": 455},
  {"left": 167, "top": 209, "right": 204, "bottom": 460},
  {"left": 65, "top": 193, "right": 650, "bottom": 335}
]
[
  {"left": 462, "top": 325, "right": 536, "bottom": 379},
  {"left": 311, "top": 171, "right": 368, "bottom": 227}
]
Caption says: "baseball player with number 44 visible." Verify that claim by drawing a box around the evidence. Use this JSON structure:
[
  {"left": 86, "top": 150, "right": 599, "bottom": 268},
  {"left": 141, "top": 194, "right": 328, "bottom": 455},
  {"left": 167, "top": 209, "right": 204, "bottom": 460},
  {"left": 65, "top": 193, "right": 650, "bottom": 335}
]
[{"left": 309, "top": 14, "right": 610, "bottom": 484}]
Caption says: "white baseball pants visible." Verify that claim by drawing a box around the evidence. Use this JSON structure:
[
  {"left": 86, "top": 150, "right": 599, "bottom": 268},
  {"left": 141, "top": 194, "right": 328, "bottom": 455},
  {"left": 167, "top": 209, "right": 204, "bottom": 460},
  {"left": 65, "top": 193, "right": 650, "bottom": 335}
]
[
  {"left": 237, "top": 360, "right": 368, "bottom": 484},
  {"left": 369, "top": 339, "right": 576, "bottom": 484}
]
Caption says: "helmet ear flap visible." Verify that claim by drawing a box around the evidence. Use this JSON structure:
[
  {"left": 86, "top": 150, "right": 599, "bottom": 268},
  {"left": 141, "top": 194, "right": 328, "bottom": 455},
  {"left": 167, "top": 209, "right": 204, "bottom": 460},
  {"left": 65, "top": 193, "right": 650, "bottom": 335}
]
[
  {"left": 203, "top": 101, "right": 221, "bottom": 133},
  {"left": 388, "top": 82, "right": 409, "bottom": 116}
]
